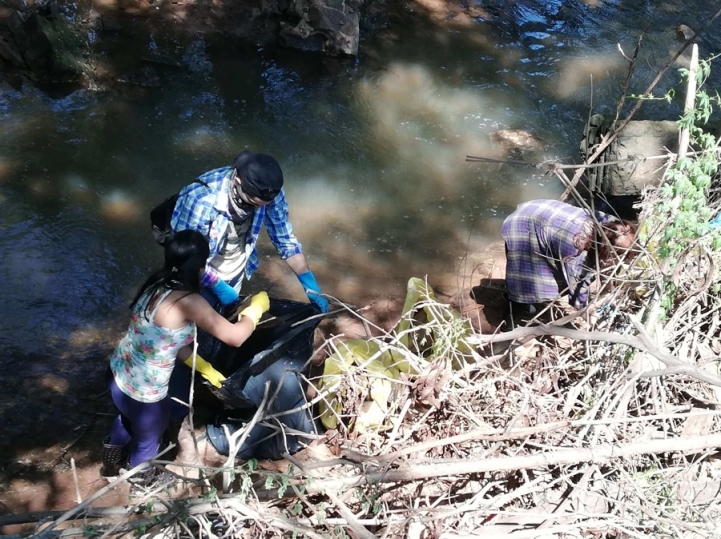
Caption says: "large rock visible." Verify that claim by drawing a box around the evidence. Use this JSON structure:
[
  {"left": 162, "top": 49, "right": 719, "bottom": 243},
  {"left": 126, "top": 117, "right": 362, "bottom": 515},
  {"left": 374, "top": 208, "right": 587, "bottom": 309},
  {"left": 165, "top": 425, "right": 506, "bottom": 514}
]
[
  {"left": 0, "top": 1, "right": 88, "bottom": 87},
  {"left": 0, "top": 7, "right": 51, "bottom": 69},
  {"left": 279, "top": 0, "right": 361, "bottom": 56},
  {"left": 581, "top": 114, "right": 679, "bottom": 196}
]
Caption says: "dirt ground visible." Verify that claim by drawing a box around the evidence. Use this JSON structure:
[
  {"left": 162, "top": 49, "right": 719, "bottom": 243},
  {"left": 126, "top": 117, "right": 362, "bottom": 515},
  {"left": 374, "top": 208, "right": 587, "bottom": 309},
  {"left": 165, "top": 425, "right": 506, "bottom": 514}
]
[{"left": 0, "top": 243, "right": 509, "bottom": 536}]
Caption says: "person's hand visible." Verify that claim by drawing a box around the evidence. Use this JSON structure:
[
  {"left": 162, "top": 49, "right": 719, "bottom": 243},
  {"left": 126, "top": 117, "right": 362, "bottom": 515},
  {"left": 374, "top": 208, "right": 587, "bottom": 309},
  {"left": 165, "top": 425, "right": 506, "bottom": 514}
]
[
  {"left": 210, "top": 279, "right": 240, "bottom": 306},
  {"left": 240, "top": 291, "right": 270, "bottom": 328},
  {"left": 297, "top": 271, "right": 329, "bottom": 313},
  {"left": 183, "top": 353, "right": 226, "bottom": 388}
]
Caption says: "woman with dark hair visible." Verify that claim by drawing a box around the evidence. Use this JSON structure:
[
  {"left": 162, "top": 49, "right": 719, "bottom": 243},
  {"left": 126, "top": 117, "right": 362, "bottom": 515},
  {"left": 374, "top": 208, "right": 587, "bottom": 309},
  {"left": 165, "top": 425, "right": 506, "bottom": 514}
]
[
  {"left": 502, "top": 199, "right": 635, "bottom": 324},
  {"left": 101, "top": 230, "right": 269, "bottom": 486}
]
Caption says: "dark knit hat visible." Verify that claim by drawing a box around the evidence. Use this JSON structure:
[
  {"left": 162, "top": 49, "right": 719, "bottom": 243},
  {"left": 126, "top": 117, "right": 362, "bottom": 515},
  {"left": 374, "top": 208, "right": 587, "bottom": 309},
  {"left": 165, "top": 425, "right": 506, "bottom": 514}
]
[{"left": 232, "top": 150, "right": 284, "bottom": 202}]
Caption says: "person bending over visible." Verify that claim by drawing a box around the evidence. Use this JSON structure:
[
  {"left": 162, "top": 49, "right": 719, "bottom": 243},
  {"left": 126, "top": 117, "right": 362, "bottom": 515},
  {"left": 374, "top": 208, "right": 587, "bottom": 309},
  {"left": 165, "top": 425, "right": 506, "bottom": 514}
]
[
  {"left": 502, "top": 199, "right": 635, "bottom": 324},
  {"left": 101, "top": 230, "right": 270, "bottom": 487}
]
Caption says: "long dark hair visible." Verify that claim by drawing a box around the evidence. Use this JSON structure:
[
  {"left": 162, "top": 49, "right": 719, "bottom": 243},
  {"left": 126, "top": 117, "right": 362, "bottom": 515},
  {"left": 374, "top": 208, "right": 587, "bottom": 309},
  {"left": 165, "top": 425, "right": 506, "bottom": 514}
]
[{"left": 130, "top": 230, "right": 210, "bottom": 318}]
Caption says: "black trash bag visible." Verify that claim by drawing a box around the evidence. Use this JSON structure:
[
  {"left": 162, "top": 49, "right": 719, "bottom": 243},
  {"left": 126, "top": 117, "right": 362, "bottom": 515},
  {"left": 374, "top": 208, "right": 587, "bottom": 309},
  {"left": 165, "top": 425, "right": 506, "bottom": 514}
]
[
  {"left": 205, "top": 298, "right": 323, "bottom": 460},
  {"left": 213, "top": 297, "right": 320, "bottom": 382}
]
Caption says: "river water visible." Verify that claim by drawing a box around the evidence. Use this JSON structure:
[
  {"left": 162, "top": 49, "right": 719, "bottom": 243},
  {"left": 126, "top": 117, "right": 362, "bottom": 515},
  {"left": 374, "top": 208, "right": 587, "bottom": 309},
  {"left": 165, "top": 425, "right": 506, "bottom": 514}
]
[{"left": 1, "top": 0, "right": 720, "bottom": 366}]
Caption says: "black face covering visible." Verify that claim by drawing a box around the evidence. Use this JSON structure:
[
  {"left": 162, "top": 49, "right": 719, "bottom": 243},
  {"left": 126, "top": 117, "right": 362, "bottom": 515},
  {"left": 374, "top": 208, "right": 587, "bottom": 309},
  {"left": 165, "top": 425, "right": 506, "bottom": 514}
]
[{"left": 228, "top": 181, "right": 255, "bottom": 223}]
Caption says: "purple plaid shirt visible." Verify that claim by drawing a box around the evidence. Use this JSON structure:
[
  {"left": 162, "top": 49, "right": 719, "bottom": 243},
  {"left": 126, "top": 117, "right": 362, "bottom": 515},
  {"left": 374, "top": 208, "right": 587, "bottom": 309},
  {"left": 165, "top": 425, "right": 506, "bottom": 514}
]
[
  {"left": 170, "top": 166, "right": 303, "bottom": 289},
  {"left": 502, "top": 200, "right": 613, "bottom": 307}
]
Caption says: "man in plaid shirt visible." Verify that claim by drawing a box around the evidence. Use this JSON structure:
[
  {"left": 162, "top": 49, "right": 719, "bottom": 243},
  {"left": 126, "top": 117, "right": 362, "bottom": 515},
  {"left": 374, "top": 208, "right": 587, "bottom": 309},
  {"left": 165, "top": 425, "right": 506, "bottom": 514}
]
[
  {"left": 501, "top": 199, "right": 622, "bottom": 320},
  {"left": 171, "top": 150, "right": 328, "bottom": 313}
]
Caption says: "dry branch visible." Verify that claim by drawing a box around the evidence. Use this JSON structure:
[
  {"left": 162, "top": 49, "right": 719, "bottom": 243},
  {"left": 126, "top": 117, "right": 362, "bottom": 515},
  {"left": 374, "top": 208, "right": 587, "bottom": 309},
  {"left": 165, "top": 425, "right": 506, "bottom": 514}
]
[
  {"left": 297, "top": 433, "right": 721, "bottom": 494},
  {"left": 374, "top": 421, "right": 570, "bottom": 464},
  {"left": 468, "top": 321, "right": 721, "bottom": 386}
]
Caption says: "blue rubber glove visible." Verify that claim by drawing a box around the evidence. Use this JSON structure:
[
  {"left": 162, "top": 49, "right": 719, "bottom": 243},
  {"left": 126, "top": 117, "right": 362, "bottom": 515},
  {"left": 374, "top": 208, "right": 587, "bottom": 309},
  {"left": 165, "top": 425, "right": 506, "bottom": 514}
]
[
  {"left": 710, "top": 213, "right": 721, "bottom": 230},
  {"left": 210, "top": 279, "right": 240, "bottom": 306},
  {"left": 297, "top": 271, "right": 329, "bottom": 313}
]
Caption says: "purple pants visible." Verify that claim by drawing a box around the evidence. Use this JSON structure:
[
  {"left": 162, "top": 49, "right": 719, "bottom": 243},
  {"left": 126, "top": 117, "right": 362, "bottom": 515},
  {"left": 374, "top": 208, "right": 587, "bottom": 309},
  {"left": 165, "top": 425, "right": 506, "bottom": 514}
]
[{"left": 108, "top": 375, "right": 170, "bottom": 468}]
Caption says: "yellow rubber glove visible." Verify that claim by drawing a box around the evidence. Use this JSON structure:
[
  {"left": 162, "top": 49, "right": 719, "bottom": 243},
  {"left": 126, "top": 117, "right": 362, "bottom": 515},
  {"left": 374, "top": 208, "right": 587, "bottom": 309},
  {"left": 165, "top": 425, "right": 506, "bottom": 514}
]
[
  {"left": 183, "top": 353, "right": 226, "bottom": 388},
  {"left": 239, "top": 291, "right": 270, "bottom": 328}
]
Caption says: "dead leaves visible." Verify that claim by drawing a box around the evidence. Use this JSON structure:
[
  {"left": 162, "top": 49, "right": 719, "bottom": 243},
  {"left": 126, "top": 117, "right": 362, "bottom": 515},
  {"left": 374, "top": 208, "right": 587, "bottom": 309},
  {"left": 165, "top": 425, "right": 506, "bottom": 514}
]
[{"left": 411, "top": 359, "right": 451, "bottom": 409}]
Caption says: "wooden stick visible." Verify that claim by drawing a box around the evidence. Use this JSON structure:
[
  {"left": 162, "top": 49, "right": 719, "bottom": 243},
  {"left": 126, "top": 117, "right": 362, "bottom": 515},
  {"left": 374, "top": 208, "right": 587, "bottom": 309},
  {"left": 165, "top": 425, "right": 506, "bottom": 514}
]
[
  {"left": 70, "top": 458, "right": 82, "bottom": 505},
  {"left": 325, "top": 491, "right": 377, "bottom": 539},
  {"left": 374, "top": 421, "right": 570, "bottom": 464},
  {"left": 678, "top": 44, "right": 700, "bottom": 159},
  {"left": 33, "top": 445, "right": 175, "bottom": 539},
  {"left": 301, "top": 433, "right": 721, "bottom": 493},
  {"left": 466, "top": 320, "right": 721, "bottom": 387},
  {"left": 222, "top": 381, "right": 270, "bottom": 492},
  {"left": 0, "top": 507, "right": 132, "bottom": 527}
]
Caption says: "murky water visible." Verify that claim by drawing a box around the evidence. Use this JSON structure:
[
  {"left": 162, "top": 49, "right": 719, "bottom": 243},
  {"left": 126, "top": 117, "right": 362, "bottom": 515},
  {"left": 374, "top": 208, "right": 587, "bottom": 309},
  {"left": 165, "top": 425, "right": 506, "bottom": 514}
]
[{"left": 1, "top": 0, "right": 720, "bottom": 366}]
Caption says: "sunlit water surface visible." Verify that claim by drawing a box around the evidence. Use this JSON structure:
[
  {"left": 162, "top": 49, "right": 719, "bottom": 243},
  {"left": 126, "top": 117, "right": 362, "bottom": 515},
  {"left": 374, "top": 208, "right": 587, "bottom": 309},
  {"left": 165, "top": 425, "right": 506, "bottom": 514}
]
[{"left": 1, "top": 0, "right": 720, "bottom": 363}]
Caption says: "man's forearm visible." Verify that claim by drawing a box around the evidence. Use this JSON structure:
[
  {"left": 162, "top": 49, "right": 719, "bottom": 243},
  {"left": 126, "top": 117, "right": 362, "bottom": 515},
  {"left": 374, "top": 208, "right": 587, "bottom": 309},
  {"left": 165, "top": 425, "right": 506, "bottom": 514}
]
[{"left": 285, "top": 253, "right": 311, "bottom": 276}]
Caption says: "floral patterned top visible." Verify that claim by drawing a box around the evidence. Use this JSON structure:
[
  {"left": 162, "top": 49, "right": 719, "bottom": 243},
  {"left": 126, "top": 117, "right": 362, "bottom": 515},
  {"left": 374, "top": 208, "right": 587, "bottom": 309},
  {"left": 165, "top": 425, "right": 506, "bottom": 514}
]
[{"left": 110, "top": 289, "right": 195, "bottom": 403}]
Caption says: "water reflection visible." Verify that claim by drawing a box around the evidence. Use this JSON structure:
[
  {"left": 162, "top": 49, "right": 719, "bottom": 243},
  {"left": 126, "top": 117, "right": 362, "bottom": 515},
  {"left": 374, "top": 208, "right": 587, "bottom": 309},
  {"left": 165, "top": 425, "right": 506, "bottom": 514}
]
[{"left": 1, "top": 0, "right": 720, "bottom": 363}]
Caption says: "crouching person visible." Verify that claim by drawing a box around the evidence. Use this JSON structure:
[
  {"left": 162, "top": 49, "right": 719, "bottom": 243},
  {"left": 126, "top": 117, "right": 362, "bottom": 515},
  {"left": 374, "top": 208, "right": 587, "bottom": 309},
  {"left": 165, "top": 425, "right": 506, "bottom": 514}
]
[
  {"left": 501, "top": 199, "right": 635, "bottom": 327},
  {"left": 100, "top": 230, "right": 270, "bottom": 492}
]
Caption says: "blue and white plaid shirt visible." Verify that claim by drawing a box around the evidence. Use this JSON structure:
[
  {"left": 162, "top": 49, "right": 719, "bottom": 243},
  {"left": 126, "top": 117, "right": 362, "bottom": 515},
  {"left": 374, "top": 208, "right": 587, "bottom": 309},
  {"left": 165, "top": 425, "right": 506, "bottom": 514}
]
[{"left": 170, "top": 166, "right": 303, "bottom": 289}]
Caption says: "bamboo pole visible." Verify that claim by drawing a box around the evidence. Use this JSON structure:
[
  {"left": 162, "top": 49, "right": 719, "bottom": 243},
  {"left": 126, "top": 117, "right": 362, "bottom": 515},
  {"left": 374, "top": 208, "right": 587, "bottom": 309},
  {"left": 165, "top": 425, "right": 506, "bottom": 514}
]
[{"left": 678, "top": 44, "right": 700, "bottom": 159}]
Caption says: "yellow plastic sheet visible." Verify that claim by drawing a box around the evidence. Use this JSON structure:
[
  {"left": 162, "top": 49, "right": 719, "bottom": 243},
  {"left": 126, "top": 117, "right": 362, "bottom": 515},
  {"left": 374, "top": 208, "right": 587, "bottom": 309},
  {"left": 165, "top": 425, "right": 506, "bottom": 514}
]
[{"left": 318, "top": 277, "right": 475, "bottom": 431}]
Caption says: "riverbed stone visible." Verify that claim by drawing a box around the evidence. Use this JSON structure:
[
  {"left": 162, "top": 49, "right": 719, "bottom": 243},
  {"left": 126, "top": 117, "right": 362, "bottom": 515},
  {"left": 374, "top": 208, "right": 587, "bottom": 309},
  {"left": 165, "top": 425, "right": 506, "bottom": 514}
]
[
  {"left": 0, "top": 1, "right": 88, "bottom": 86},
  {"left": 279, "top": 0, "right": 361, "bottom": 55},
  {"left": 489, "top": 128, "right": 545, "bottom": 163},
  {"left": 0, "top": 7, "right": 64, "bottom": 82},
  {"left": 581, "top": 115, "right": 679, "bottom": 196}
]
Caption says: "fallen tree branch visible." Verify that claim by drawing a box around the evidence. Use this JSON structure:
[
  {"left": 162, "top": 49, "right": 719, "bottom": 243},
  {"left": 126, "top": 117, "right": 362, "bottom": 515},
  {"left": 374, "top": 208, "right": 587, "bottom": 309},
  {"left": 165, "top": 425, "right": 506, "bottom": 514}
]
[
  {"left": 295, "top": 433, "right": 721, "bottom": 494},
  {"left": 325, "top": 491, "right": 377, "bottom": 539},
  {"left": 466, "top": 321, "right": 721, "bottom": 387},
  {"left": 32, "top": 445, "right": 175, "bottom": 539},
  {"left": 374, "top": 421, "right": 570, "bottom": 464},
  {"left": 0, "top": 507, "right": 131, "bottom": 527}
]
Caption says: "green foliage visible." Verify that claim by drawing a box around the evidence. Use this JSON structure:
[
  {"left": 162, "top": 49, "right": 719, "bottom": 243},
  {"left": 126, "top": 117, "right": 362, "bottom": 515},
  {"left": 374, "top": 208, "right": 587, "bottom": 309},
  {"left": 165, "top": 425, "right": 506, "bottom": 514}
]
[
  {"left": 639, "top": 57, "right": 721, "bottom": 319},
  {"left": 262, "top": 467, "right": 293, "bottom": 498},
  {"left": 264, "top": 474, "right": 274, "bottom": 490},
  {"left": 628, "top": 89, "right": 675, "bottom": 103},
  {"left": 316, "top": 502, "right": 328, "bottom": 524},
  {"left": 333, "top": 526, "right": 352, "bottom": 539},
  {"left": 355, "top": 484, "right": 383, "bottom": 516},
  {"left": 83, "top": 526, "right": 102, "bottom": 538},
  {"left": 202, "top": 486, "right": 218, "bottom": 500},
  {"left": 276, "top": 469, "right": 291, "bottom": 498}
]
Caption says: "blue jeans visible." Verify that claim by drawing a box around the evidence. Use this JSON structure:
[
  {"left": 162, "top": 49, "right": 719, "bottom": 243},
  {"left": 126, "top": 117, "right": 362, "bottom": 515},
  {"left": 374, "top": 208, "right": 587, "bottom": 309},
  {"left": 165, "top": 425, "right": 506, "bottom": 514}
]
[
  {"left": 108, "top": 376, "right": 170, "bottom": 468},
  {"left": 207, "top": 357, "right": 319, "bottom": 460},
  {"left": 237, "top": 357, "right": 318, "bottom": 459}
]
